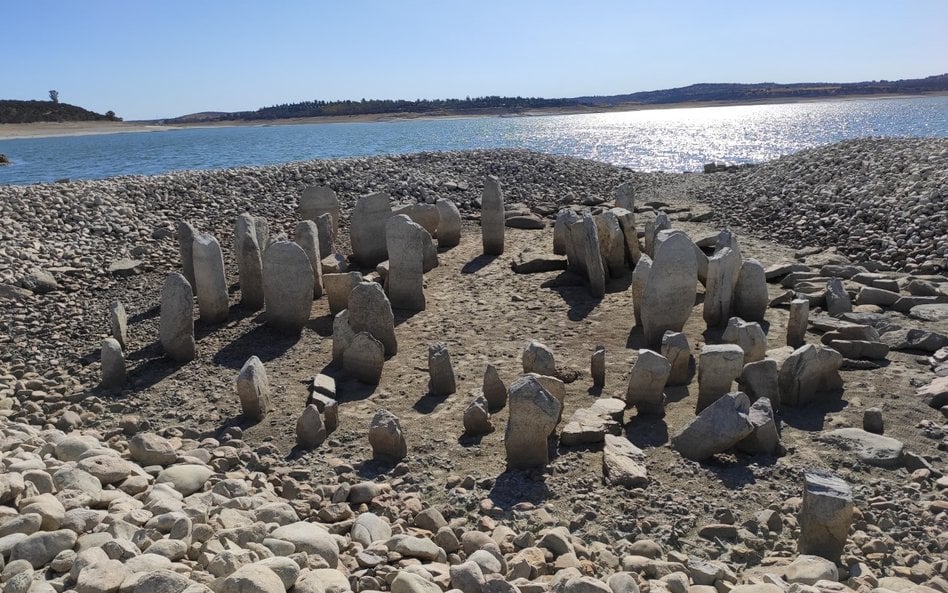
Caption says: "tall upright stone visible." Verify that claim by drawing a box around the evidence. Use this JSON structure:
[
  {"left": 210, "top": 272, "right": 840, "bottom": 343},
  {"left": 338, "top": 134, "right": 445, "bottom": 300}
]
[
  {"left": 369, "top": 409, "right": 407, "bottom": 462},
  {"left": 595, "top": 211, "right": 627, "bottom": 277},
  {"left": 351, "top": 192, "right": 393, "bottom": 267},
  {"left": 108, "top": 300, "right": 128, "bottom": 350},
  {"left": 788, "top": 299, "right": 809, "bottom": 348},
  {"left": 237, "top": 356, "right": 270, "bottom": 420},
  {"left": 583, "top": 214, "right": 606, "bottom": 298},
  {"left": 481, "top": 176, "right": 505, "bottom": 256},
  {"left": 344, "top": 332, "right": 385, "bottom": 384},
  {"left": 631, "top": 254, "right": 651, "bottom": 326},
  {"left": 253, "top": 216, "right": 270, "bottom": 251},
  {"left": 436, "top": 198, "right": 462, "bottom": 248},
  {"left": 192, "top": 233, "right": 229, "bottom": 324},
  {"left": 661, "top": 331, "right": 691, "bottom": 386},
  {"left": 615, "top": 181, "right": 635, "bottom": 211},
  {"left": 428, "top": 343, "right": 457, "bottom": 396},
  {"left": 591, "top": 346, "right": 606, "bottom": 388},
  {"left": 703, "top": 246, "right": 739, "bottom": 328},
  {"left": 644, "top": 212, "right": 670, "bottom": 258},
  {"left": 625, "top": 349, "right": 671, "bottom": 415},
  {"left": 505, "top": 376, "right": 561, "bottom": 469},
  {"left": 553, "top": 209, "right": 579, "bottom": 256},
  {"left": 734, "top": 259, "right": 768, "bottom": 322},
  {"left": 798, "top": 470, "right": 853, "bottom": 563},
  {"left": 332, "top": 309, "right": 355, "bottom": 365},
  {"left": 722, "top": 317, "right": 767, "bottom": 364},
  {"left": 235, "top": 213, "right": 265, "bottom": 309},
  {"left": 263, "top": 241, "right": 314, "bottom": 333},
  {"left": 100, "top": 338, "right": 126, "bottom": 390},
  {"left": 299, "top": 186, "right": 340, "bottom": 241},
  {"left": 523, "top": 341, "right": 556, "bottom": 376},
  {"left": 324, "top": 271, "right": 363, "bottom": 315},
  {"left": 296, "top": 405, "right": 327, "bottom": 449},
  {"left": 294, "top": 221, "right": 324, "bottom": 299},
  {"left": 160, "top": 273, "right": 195, "bottom": 362},
  {"left": 386, "top": 215, "right": 427, "bottom": 311},
  {"left": 315, "top": 213, "right": 334, "bottom": 257},
  {"left": 565, "top": 217, "right": 589, "bottom": 276},
  {"left": 483, "top": 364, "right": 507, "bottom": 412},
  {"left": 348, "top": 281, "right": 397, "bottom": 356},
  {"left": 612, "top": 207, "right": 641, "bottom": 266},
  {"left": 697, "top": 344, "right": 745, "bottom": 412},
  {"left": 641, "top": 231, "right": 698, "bottom": 346},
  {"left": 176, "top": 221, "right": 197, "bottom": 289},
  {"left": 826, "top": 278, "right": 852, "bottom": 317}
]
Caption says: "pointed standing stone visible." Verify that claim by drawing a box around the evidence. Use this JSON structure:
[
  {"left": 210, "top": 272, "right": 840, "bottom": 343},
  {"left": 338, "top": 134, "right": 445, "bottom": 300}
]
[
  {"left": 481, "top": 176, "right": 505, "bottom": 256},
  {"left": 235, "top": 213, "right": 265, "bottom": 309},
  {"left": 108, "top": 300, "right": 128, "bottom": 350},
  {"left": 369, "top": 409, "right": 407, "bottom": 462},
  {"left": 641, "top": 231, "right": 698, "bottom": 346},
  {"left": 788, "top": 298, "right": 809, "bottom": 348},
  {"left": 192, "top": 233, "right": 229, "bottom": 324},
  {"left": 386, "top": 215, "right": 427, "bottom": 311},
  {"left": 315, "top": 213, "right": 334, "bottom": 258},
  {"left": 625, "top": 349, "right": 671, "bottom": 415},
  {"left": 703, "top": 246, "right": 739, "bottom": 328},
  {"left": 296, "top": 405, "right": 327, "bottom": 449},
  {"left": 348, "top": 281, "right": 397, "bottom": 356},
  {"left": 591, "top": 346, "right": 606, "bottom": 388},
  {"left": 523, "top": 341, "right": 556, "bottom": 376},
  {"left": 263, "top": 241, "right": 314, "bottom": 332},
  {"left": 436, "top": 198, "right": 462, "bottom": 248},
  {"left": 483, "top": 364, "right": 507, "bottom": 412},
  {"left": 644, "top": 212, "right": 670, "bottom": 258},
  {"left": 612, "top": 207, "right": 641, "bottom": 266},
  {"left": 237, "top": 356, "right": 270, "bottom": 420},
  {"left": 428, "top": 342, "right": 457, "bottom": 396},
  {"left": 583, "top": 214, "right": 606, "bottom": 298},
  {"left": 351, "top": 192, "right": 393, "bottom": 267},
  {"left": 294, "top": 220, "right": 324, "bottom": 299},
  {"left": 615, "top": 181, "right": 635, "bottom": 211},
  {"left": 661, "top": 331, "right": 691, "bottom": 386},
  {"left": 505, "top": 376, "right": 561, "bottom": 468},
  {"left": 734, "top": 259, "right": 768, "bottom": 322},
  {"left": 160, "top": 273, "right": 195, "bottom": 362},
  {"left": 825, "top": 277, "right": 852, "bottom": 317},
  {"left": 595, "top": 211, "right": 626, "bottom": 277},
  {"left": 344, "top": 332, "right": 385, "bottom": 384},
  {"left": 798, "top": 469, "right": 853, "bottom": 563},
  {"left": 253, "top": 216, "right": 270, "bottom": 251},
  {"left": 464, "top": 395, "right": 493, "bottom": 435},
  {"left": 176, "top": 221, "right": 197, "bottom": 289},
  {"left": 553, "top": 209, "right": 578, "bottom": 256},
  {"left": 100, "top": 338, "right": 125, "bottom": 390},
  {"left": 332, "top": 309, "right": 355, "bottom": 365}
]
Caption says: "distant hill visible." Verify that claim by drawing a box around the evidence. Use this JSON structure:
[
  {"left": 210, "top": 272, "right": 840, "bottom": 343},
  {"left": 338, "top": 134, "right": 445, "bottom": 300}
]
[
  {"left": 160, "top": 73, "right": 948, "bottom": 124},
  {"left": 0, "top": 100, "right": 120, "bottom": 124}
]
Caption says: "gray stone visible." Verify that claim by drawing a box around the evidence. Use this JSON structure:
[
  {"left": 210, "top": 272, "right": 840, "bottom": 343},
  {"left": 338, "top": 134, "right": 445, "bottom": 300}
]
[
  {"left": 176, "top": 221, "right": 197, "bottom": 289},
  {"left": 296, "top": 405, "right": 327, "bottom": 449},
  {"left": 324, "top": 271, "right": 363, "bottom": 315},
  {"left": 386, "top": 215, "right": 427, "bottom": 311},
  {"left": 583, "top": 214, "right": 606, "bottom": 298},
  {"left": 270, "top": 522, "right": 338, "bottom": 566},
  {"left": 734, "top": 259, "right": 768, "bottom": 322},
  {"left": 591, "top": 346, "right": 606, "bottom": 388},
  {"left": 505, "top": 376, "right": 561, "bottom": 468},
  {"left": 625, "top": 349, "right": 671, "bottom": 415},
  {"left": 703, "top": 247, "right": 739, "bottom": 328},
  {"left": 483, "top": 364, "right": 507, "bottom": 412},
  {"left": 351, "top": 513, "right": 392, "bottom": 547},
  {"left": 220, "top": 564, "right": 285, "bottom": 593},
  {"left": 612, "top": 207, "right": 641, "bottom": 266},
  {"left": 738, "top": 358, "right": 779, "bottom": 405},
  {"left": 369, "top": 409, "right": 407, "bottom": 462},
  {"left": 553, "top": 209, "right": 578, "bottom": 256},
  {"left": 315, "top": 213, "right": 334, "bottom": 258},
  {"left": 863, "top": 407, "right": 884, "bottom": 434},
  {"left": 159, "top": 273, "right": 195, "bottom": 362},
  {"left": 722, "top": 317, "right": 767, "bottom": 364},
  {"left": 481, "top": 176, "right": 505, "bottom": 255},
  {"left": 826, "top": 339, "right": 889, "bottom": 360},
  {"left": 436, "top": 198, "right": 462, "bottom": 248},
  {"left": 128, "top": 433, "right": 176, "bottom": 466},
  {"left": 310, "top": 393, "right": 338, "bottom": 433},
  {"left": 344, "top": 332, "right": 384, "bottom": 384},
  {"left": 736, "top": 397, "right": 780, "bottom": 454},
  {"left": 428, "top": 342, "right": 456, "bottom": 396},
  {"left": 787, "top": 299, "right": 809, "bottom": 348},
  {"left": 644, "top": 212, "right": 670, "bottom": 258},
  {"left": 910, "top": 303, "right": 948, "bottom": 322},
  {"left": 615, "top": 181, "right": 635, "bottom": 211},
  {"left": 351, "top": 192, "right": 392, "bottom": 266},
  {"left": 825, "top": 277, "right": 852, "bottom": 317},
  {"left": 523, "top": 341, "right": 556, "bottom": 376},
  {"left": 393, "top": 571, "right": 442, "bottom": 593},
  {"left": 820, "top": 428, "right": 904, "bottom": 468},
  {"left": 798, "top": 469, "right": 853, "bottom": 562},
  {"left": 778, "top": 345, "right": 843, "bottom": 407},
  {"left": 671, "top": 392, "right": 754, "bottom": 461},
  {"left": 631, "top": 254, "right": 651, "bottom": 327},
  {"left": 299, "top": 185, "right": 340, "bottom": 240},
  {"left": 463, "top": 395, "right": 493, "bottom": 435},
  {"left": 855, "top": 286, "right": 900, "bottom": 306},
  {"left": 880, "top": 327, "right": 948, "bottom": 352},
  {"left": 560, "top": 398, "right": 624, "bottom": 445},
  {"left": 565, "top": 216, "right": 589, "bottom": 276},
  {"left": 108, "top": 301, "right": 128, "bottom": 350},
  {"left": 332, "top": 309, "right": 355, "bottom": 365},
  {"left": 602, "top": 434, "right": 648, "bottom": 488},
  {"left": 395, "top": 203, "right": 441, "bottom": 236},
  {"left": 294, "top": 221, "right": 324, "bottom": 299},
  {"left": 155, "top": 464, "right": 213, "bottom": 496},
  {"left": 235, "top": 213, "right": 265, "bottom": 309},
  {"left": 641, "top": 231, "right": 698, "bottom": 346},
  {"left": 237, "top": 356, "right": 270, "bottom": 420},
  {"left": 348, "top": 281, "right": 397, "bottom": 356},
  {"left": 661, "top": 331, "right": 691, "bottom": 386},
  {"left": 263, "top": 241, "right": 314, "bottom": 332},
  {"left": 11, "top": 529, "right": 78, "bottom": 568},
  {"left": 918, "top": 375, "right": 948, "bottom": 409},
  {"left": 100, "top": 338, "right": 125, "bottom": 390},
  {"left": 595, "top": 211, "right": 627, "bottom": 277},
  {"left": 784, "top": 555, "right": 838, "bottom": 586},
  {"left": 450, "top": 561, "right": 486, "bottom": 593},
  {"left": 192, "top": 233, "right": 229, "bottom": 323},
  {"left": 696, "top": 344, "right": 745, "bottom": 412}
]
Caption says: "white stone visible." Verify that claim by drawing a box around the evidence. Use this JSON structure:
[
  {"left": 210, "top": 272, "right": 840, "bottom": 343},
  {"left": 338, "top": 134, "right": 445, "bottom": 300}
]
[
  {"left": 386, "top": 215, "right": 427, "bottom": 311},
  {"left": 625, "top": 349, "right": 671, "bottom": 415},
  {"left": 697, "top": 344, "right": 745, "bottom": 412},
  {"left": 263, "top": 241, "right": 314, "bottom": 332},
  {"left": 505, "top": 376, "right": 561, "bottom": 468},
  {"left": 351, "top": 192, "right": 393, "bottom": 266},
  {"left": 294, "top": 221, "right": 324, "bottom": 299},
  {"left": 160, "top": 273, "right": 195, "bottom": 362},
  {"left": 192, "top": 232, "right": 229, "bottom": 323},
  {"left": 237, "top": 356, "right": 270, "bottom": 420},
  {"left": 436, "top": 198, "right": 462, "bottom": 248},
  {"left": 348, "top": 281, "right": 397, "bottom": 356},
  {"left": 481, "top": 176, "right": 505, "bottom": 255}
]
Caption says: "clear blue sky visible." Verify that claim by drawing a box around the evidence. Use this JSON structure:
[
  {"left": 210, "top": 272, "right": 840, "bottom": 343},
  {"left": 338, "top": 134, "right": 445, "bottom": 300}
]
[{"left": 3, "top": 1, "right": 946, "bottom": 120}]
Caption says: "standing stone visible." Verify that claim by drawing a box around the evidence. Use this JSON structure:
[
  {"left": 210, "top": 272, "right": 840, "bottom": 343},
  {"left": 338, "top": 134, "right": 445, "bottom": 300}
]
[
  {"left": 420, "top": 225, "right": 439, "bottom": 272},
  {"left": 788, "top": 299, "right": 809, "bottom": 348},
  {"left": 263, "top": 241, "right": 314, "bottom": 333},
  {"left": 483, "top": 364, "right": 507, "bottom": 412},
  {"left": 583, "top": 214, "right": 606, "bottom": 298},
  {"left": 254, "top": 216, "right": 270, "bottom": 251},
  {"left": 641, "top": 231, "right": 698, "bottom": 346},
  {"left": 396, "top": 203, "right": 441, "bottom": 237},
  {"left": 348, "top": 281, "right": 397, "bottom": 356},
  {"left": 591, "top": 346, "right": 606, "bottom": 388},
  {"left": 798, "top": 469, "right": 853, "bottom": 563},
  {"left": 661, "top": 331, "right": 691, "bottom": 386},
  {"left": 631, "top": 254, "right": 651, "bottom": 326},
  {"left": 351, "top": 192, "right": 393, "bottom": 267},
  {"left": 736, "top": 397, "right": 780, "bottom": 454},
  {"left": 738, "top": 359, "right": 780, "bottom": 405},
  {"left": 192, "top": 233, "right": 229, "bottom": 324},
  {"left": 523, "top": 341, "right": 556, "bottom": 376},
  {"left": 296, "top": 405, "right": 327, "bottom": 449},
  {"left": 176, "top": 221, "right": 197, "bottom": 289},
  {"left": 344, "top": 332, "right": 385, "bottom": 384},
  {"left": 324, "top": 271, "right": 364, "bottom": 315},
  {"left": 315, "top": 213, "right": 334, "bottom": 257},
  {"left": 553, "top": 209, "right": 579, "bottom": 256},
  {"left": 612, "top": 207, "right": 641, "bottom": 266},
  {"left": 299, "top": 186, "right": 340, "bottom": 240},
  {"left": 625, "top": 350, "right": 671, "bottom": 415},
  {"left": 428, "top": 342, "right": 457, "bottom": 396},
  {"left": 436, "top": 198, "right": 462, "bottom": 248},
  {"left": 100, "top": 338, "right": 125, "bottom": 390},
  {"left": 386, "top": 215, "right": 427, "bottom": 311},
  {"left": 826, "top": 278, "right": 852, "bottom": 317},
  {"left": 236, "top": 356, "right": 270, "bottom": 420},
  {"left": 703, "top": 247, "right": 739, "bottom": 328},
  {"left": 863, "top": 408, "right": 884, "bottom": 434},
  {"left": 722, "top": 317, "right": 767, "bottom": 364},
  {"left": 697, "top": 344, "right": 745, "bottom": 412},
  {"left": 160, "top": 273, "right": 195, "bottom": 362},
  {"left": 565, "top": 217, "right": 589, "bottom": 276},
  {"left": 310, "top": 393, "right": 338, "bottom": 433},
  {"left": 778, "top": 345, "right": 843, "bottom": 407},
  {"left": 108, "top": 300, "right": 128, "bottom": 350},
  {"left": 671, "top": 392, "right": 754, "bottom": 461},
  {"left": 734, "top": 259, "right": 768, "bottom": 322},
  {"left": 615, "top": 181, "right": 634, "bottom": 211},
  {"left": 294, "top": 221, "right": 324, "bottom": 299},
  {"left": 644, "top": 212, "right": 670, "bottom": 258},
  {"left": 481, "top": 176, "right": 505, "bottom": 256},
  {"left": 235, "top": 213, "right": 265, "bottom": 309},
  {"left": 505, "top": 376, "right": 562, "bottom": 468},
  {"left": 464, "top": 395, "right": 493, "bottom": 435},
  {"left": 332, "top": 310, "right": 355, "bottom": 365},
  {"left": 369, "top": 409, "right": 407, "bottom": 462},
  {"left": 595, "top": 211, "right": 626, "bottom": 277}
]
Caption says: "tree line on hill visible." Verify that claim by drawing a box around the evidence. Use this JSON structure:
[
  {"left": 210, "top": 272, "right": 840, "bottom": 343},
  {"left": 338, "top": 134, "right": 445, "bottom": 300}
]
[{"left": 0, "top": 100, "right": 121, "bottom": 124}]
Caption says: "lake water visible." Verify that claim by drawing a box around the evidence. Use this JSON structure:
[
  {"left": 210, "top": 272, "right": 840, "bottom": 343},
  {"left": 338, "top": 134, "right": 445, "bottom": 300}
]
[{"left": 1, "top": 96, "right": 946, "bottom": 185}]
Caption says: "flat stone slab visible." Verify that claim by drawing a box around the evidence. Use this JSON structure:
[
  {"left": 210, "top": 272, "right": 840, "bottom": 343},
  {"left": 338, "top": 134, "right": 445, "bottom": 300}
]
[
  {"left": 910, "top": 303, "right": 948, "bottom": 322},
  {"left": 560, "top": 398, "right": 625, "bottom": 446},
  {"left": 505, "top": 214, "right": 546, "bottom": 229},
  {"left": 819, "top": 428, "right": 904, "bottom": 468},
  {"left": 108, "top": 258, "right": 143, "bottom": 276},
  {"left": 511, "top": 250, "right": 568, "bottom": 274},
  {"left": 602, "top": 434, "right": 648, "bottom": 488}
]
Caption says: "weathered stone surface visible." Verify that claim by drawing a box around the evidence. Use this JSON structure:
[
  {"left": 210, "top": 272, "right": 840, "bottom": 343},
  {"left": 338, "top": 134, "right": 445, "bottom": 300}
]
[
  {"left": 351, "top": 192, "right": 393, "bottom": 266},
  {"left": 825, "top": 277, "right": 852, "bottom": 317},
  {"left": 625, "top": 349, "right": 671, "bottom": 415},
  {"left": 798, "top": 469, "right": 853, "bottom": 562},
  {"left": 386, "top": 215, "right": 427, "bottom": 311},
  {"left": 644, "top": 212, "right": 670, "bottom": 258},
  {"left": 512, "top": 249, "right": 568, "bottom": 274},
  {"left": 583, "top": 214, "right": 606, "bottom": 298},
  {"left": 560, "top": 398, "right": 624, "bottom": 445},
  {"left": 324, "top": 271, "right": 364, "bottom": 315},
  {"left": 661, "top": 331, "right": 691, "bottom": 386},
  {"left": 506, "top": 213, "right": 545, "bottom": 229},
  {"left": 369, "top": 409, "right": 407, "bottom": 462},
  {"left": 192, "top": 232, "right": 229, "bottom": 323},
  {"left": 554, "top": 209, "right": 579, "bottom": 256},
  {"left": 294, "top": 221, "right": 324, "bottom": 299},
  {"left": 595, "top": 210, "right": 627, "bottom": 277},
  {"left": 631, "top": 254, "right": 651, "bottom": 327},
  {"left": 855, "top": 286, "right": 900, "bottom": 306},
  {"left": 826, "top": 339, "right": 889, "bottom": 360},
  {"left": 671, "top": 392, "right": 754, "bottom": 461},
  {"left": 505, "top": 376, "right": 561, "bottom": 468},
  {"left": 344, "top": 332, "right": 384, "bottom": 384},
  {"left": 263, "top": 241, "right": 314, "bottom": 332},
  {"left": 155, "top": 464, "right": 213, "bottom": 496},
  {"left": 176, "top": 221, "right": 197, "bottom": 289},
  {"left": 427, "top": 342, "right": 456, "bottom": 396},
  {"left": 481, "top": 176, "right": 505, "bottom": 255},
  {"left": 436, "top": 198, "right": 462, "bottom": 248},
  {"left": 237, "top": 356, "right": 270, "bottom": 420},
  {"left": 296, "top": 404, "right": 327, "bottom": 449},
  {"left": 615, "top": 181, "right": 635, "bottom": 210},
  {"left": 348, "top": 281, "right": 397, "bottom": 356},
  {"left": 738, "top": 358, "right": 779, "bottom": 404},
  {"left": 603, "top": 434, "right": 648, "bottom": 488},
  {"left": 332, "top": 309, "right": 355, "bottom": 365},
  {"left": 722, "top": 317, "right": 767, "bottom": 364},
  {"left": 820, "top": 428, "right": 904, "bottom": 468},
  {"left": 611, "top": 207, "right": 641, "bottom": 266},
  {"left": 483, "top": 364, "right": 507, "bottom": 412},
  {"left": 696, "top": 344, "right": 745, "bottom": 412},
  {"left": 733, "top": 259, "right": 768, "bottom": 322},
  {"left": 100, "top": 338, "right": 125, "bottom": 390},
  {"left": 158, "top": 272, "right": 195, "bottom": 362},
  {"left": 299, "top": 185, "right": 340, "bottom": 239},
  {"left": 642, "top": 231, "right": 698, "bottom": 346},
  {"left": 703, "top": 247, "right": 739, "bottom": 328},
  {"left": 778, "top": 345, "right": 843, "bottom": 407},
  {"left": 235, "top": 213, "right": 265, "bottom": 309},
  {"left": 736, "top": 397, "right": 780, "bottom": 454},
  {"left": 270, "top": 522, "right": 338, "bottom": 566},
  {"left": 313, "top": 213, "right": 334, "bottom": 258},
  {"left": 918, "top": 375, "right": 948, "bottom": 409},
  {"left": 591, "top": 345, "right": 606, "bottom": 388},
  {"left": 787, "top": 298, "right": 809, "bottom": 348},
  {"left": 523, "top": 341, "right": 556, "bottom": 376},
  {"left": 880, "top": 327, "right": 948, "bottom": 352},
  {"left": 910, "top": 303, "right": 948, "bottom": 321},
  {"left": 11, "top": 529, "right": 78, "bottom": 568},
  {"left": 108, "top": 300, "right": 128, "bottom": 350},
  {"left": 463, "top": 395, "right": 493, "bottom": 435},
  {"left": 395, "top": 203, "right": 440, "bottom": 237},
  {"left": 128, "top": 433, "right": 177, "bottom": 466}
]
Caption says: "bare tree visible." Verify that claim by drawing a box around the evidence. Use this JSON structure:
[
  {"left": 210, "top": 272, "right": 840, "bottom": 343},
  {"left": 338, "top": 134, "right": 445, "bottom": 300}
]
[{"left": 49, "top": 90, "right": 59, "bottom": 103}]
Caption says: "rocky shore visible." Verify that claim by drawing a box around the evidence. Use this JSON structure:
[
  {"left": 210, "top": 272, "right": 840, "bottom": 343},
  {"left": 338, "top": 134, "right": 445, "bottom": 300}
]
[{"left": 0, "top": 139, "right": 946, "bottom": 593}]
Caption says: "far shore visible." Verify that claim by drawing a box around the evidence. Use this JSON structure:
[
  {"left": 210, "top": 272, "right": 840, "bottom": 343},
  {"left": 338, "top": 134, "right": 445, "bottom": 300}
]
[{"left": 2, "top": 92, "right": 946, "bottom": 141}]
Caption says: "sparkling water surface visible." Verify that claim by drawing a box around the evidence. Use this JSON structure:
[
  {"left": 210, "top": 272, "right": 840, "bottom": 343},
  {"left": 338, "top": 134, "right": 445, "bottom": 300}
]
[{"left": 1, "top": 96, "right": 946, "bottom": 185}]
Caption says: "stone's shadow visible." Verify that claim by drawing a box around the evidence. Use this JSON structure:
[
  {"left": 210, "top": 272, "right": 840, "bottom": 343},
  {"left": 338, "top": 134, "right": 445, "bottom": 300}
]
[
  {"left": 778, "top": 393, "right": 847, "bottom": 431},
  {"left": 393, "top": 308, "right": 422, "bottom": 327},
  {"left": 702, "top": 457, "right": 759, "bottom": 489},
  {"left": 759, "top": 320, "right": 771, "bottom": 334},
  {"left": 694, "top": 291, "right": 706, "bottom": 306},
  {"left": 332, "top": 376, "right": 377, "bottom": 403},
  {"left": 458, "top": 431, "right": 491, "bottom": 447},
  {"left": 194, "top": 306, "right": 261, "bottom": 340},
  {"left": 487, "top": 468, "right": 552, "bottom": 510},
  {"left": 211, "top": 413, "right": 259, "bottom": 439},
  {"left": 587, "top": 385, "right": 604, "bottom": 397},
  {"left": 461, "top": 255, "right": 498, "bottom": 275},
  {"left": 414, "top": 391, "right": 450, "bottom": 414},
  {"left": 125, "top": 341, "right": 164, "bottom": 362},
  {"left": 605, "top": 273, "right": 634, "bottom": 294},
  {"left": 664, "top": 385, "right": 691, "bottom": 404},
  {"left": 545, "top": 284, "right": 601, "bottom": 321},
  {"left": 701, "top": 326, "right": 726, "bottom": 344},
  {"left": 128, "top": 304, "right": 159, "bottom": 323},
  {"left": 625, "top": 325, "right": 648, "bottom": 350},
  {"left": 355, "top": 458, "right": 397, "bottom": 480},
  {"left": 127, "top": 355, "right": 188, "bottom": 393},
  {"left": 213, "top": 325, "right": 301, "bottom": 370},
  {"left": 305, "top": 314, "right": 334, "bottom": 338},
  {"left": 623, "top": 414, "right": 669, "bottom": 449}
]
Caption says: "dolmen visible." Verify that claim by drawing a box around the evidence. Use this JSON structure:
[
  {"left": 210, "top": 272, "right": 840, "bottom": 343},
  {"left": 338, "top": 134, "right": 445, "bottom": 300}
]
[{"left": 633, "top": 230, "right": 698, "bottom": 346}]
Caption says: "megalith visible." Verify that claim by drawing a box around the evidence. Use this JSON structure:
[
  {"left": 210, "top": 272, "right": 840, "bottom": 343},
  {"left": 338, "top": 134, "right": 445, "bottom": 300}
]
[
  {"left": 787, "top": 299, "right": 809, "bottom": 348},
  {"left": 722, "top": 317, "right": 767, "bottom": 364},
  {"left": 237, "top": 356, "right": 270, "bottom": 421},
  {"left": 192, "top": 233, "right": 229, "bottom": 324},
  {"left": 661, "top": 331, "right": 691, "bottom": 386},
  {"left": 505, "top": 376, "right": 562, "bottom": 468},
  {"left": 324, "top": 271, "right": 363, "bottom": 315},
  {"left": 160, "top": 272, "right": 195, "bottom": 362},
  {"left": 369, "top": 409, "right": 407, "bottom": 462},
  {"left": 594, "top": 210, "right": 626, "bottom": 277},
  {"left": 386, "top": 215, "right": 427, "bottom": 311},
  {"left": 344, "top": 332, "right": 385, "bottom": 384},
  {"left": 235, "top": 213, "right": 265, "bottom": 309},
  {"left": 294, "top": 220, "right": 324, "bottom": 299},
  {"left": 625, "top": 349, "right": 671, "bottom": 415},
  {"left": 523, "top": 341, "right": 556, "bottom": 376},
  {"left": 436, "top": 198, "right": 462, "bottom": 248},
  {"left": 296, "top": 405, "right": 327, "bottom": 449},
  {"left": 615, "top": 181, "right": 635, "bottom": 211},
  {"left": 263, "top": 241, "right": 314, "bottom": 333},
  {"left": 176, "top": 221, "right": 197, "bottom": 289},
  {"left": 583, "top": 213, "right": 606, "bottom": 298},
  {"left": 299, "top": 185, "right": 340, "bottom": 241},
  {"left": 481, "top": 175, "right": 505, "bottom": 256},
  {"left": 644, "top": 212, "right": 670, "bottom": 258},
  {"left": 671, "top": 392, "right": 754, "bottom": 461},
  {"left": 798, "top": 469, "right": 853, "bottom": 563},
  {"left": 733, "top": 258, "right": 768, "bottom": 322},
  {"left": 825, "top": 277, "right": 852, "bottom": 317},
  {"left": 641, "top": 230, "right": 698, "bottom": 346},
  {"left": 108, "top": 300, "right": 128, "bottom": 350},
  {"left": 100, "top": 338, "right": 126, "bottom": 390},
  {"left": 428, "top": 342, "right": 457, "bottom": 396},
  {"left": 351, "top": 192, "right": 392, "bottom": 267},
  {"left": 348, "top": 281, "right": 397, "bottom": 356},
  {"left": 483, "top": 364, "right": 507, "bottom": 412},
  {"left": 703, "top": 246, "right": 739, "bottom": 328},
  {"left": 697, "top": 344, "right": 745, "bottom": 412},
  {"left": 553, "top": 209, "right": 579, "bottom": 256},
  {"left": 315, "top": 213, "right": 334, "bottom": 258},
  {"left": 778, "top": 344, "right": 843, "bottom": 407}
]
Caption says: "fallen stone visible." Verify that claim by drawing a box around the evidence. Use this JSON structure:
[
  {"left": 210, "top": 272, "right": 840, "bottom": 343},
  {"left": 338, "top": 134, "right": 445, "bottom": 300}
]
[
  {"left": 369, "top": 409, "right": 407, "bottom": 462},
  {"left": 671, "top": 392, "right": 754, "bottom": 461},
  {"left": 819, "top": 428, "right": 904, "bottom": 468},
  {"left": 602, "top": 434, "right": 648, "bottom": 488},
  {"left": 778, "top": 345, "right": 843, "bottom": 407}
]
